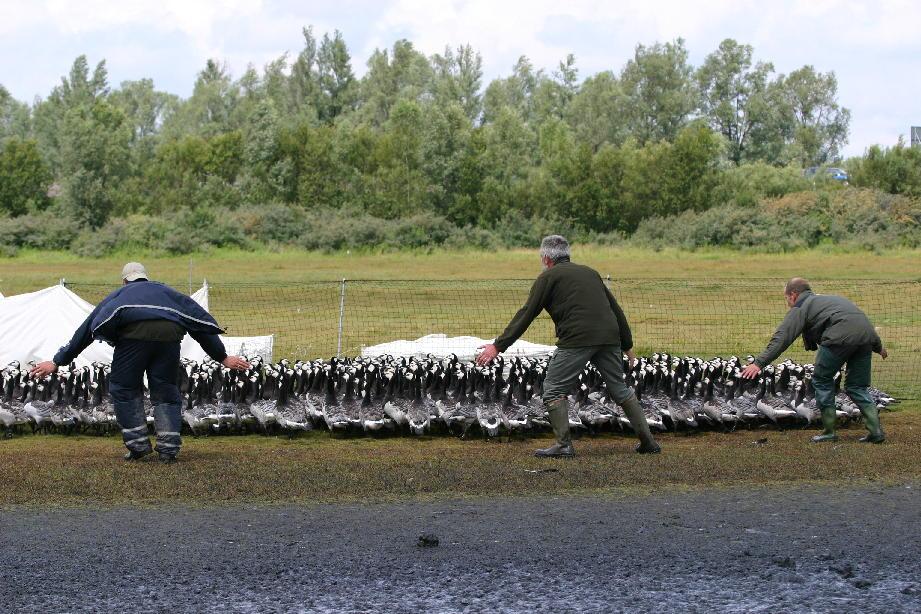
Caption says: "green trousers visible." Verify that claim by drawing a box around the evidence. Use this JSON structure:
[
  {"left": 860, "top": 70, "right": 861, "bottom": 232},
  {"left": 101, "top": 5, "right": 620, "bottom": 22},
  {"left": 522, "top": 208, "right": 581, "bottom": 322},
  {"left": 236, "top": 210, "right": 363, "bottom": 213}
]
[
  {"left": 541, "top": 345, "right": 633, "bottom": 404},
  {"left": 812, "top": 345, "right": 875, "bottom": 411}
]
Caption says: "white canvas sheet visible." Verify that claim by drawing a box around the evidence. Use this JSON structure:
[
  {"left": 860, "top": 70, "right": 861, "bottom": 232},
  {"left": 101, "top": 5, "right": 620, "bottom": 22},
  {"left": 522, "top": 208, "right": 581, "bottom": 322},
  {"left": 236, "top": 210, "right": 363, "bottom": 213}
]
[
  {"left": 0, "top": 281, "right": 273, "bottom": 368},
  {"left": 361, "top": 333, "right": 555, "bottom": 361},
  {"left": 0, "top": 285, "right": 113, "bottom": 368}
]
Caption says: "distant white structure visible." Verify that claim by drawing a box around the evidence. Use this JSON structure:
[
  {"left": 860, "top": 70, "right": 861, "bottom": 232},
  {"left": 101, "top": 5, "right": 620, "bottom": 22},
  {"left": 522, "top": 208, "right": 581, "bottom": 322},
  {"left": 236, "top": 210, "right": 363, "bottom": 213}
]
[
  {"left": 0, "top": 281, "right": 273, "bottom": 367},
  {"left": 361, "top": 333, "right": 555, "bottom": 362}
]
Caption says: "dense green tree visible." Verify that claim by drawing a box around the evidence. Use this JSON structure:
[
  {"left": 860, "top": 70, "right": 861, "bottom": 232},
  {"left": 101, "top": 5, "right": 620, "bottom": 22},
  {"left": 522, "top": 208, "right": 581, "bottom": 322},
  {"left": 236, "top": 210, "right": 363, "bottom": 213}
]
[
  {"left": 0, "top": 35, "right": 879, "bottom": 254},
  {"left": 566, "top": 71, "right": 628, "bottom": 150},
  {"left": 0, "top": 138, "right": 51, "bottom": 215},
  {"left": 0, "top": 85, "right": 31, "bottom": 143},
  {"left": 431, "top": 44, "right": 483, "bottom": 121},
  {"left": 318, "top": 30, "right": 357, "bottom": 121},
  {"left": 162, "top": 59, "right": 240, "bottom": 138},
  {"left": 619, "top": 39, "right": 697, "bottom": 144},
  {"left": 359, "top": 40, "right": 433, "bottom": 126},
  {"left": 482, "top": 56, "right": 540, "bottom": 124},
  {"left": 696, "top": 39, "right": 774, "bottom": 165},
  {"left": 773, "top": 66, "right": 850, "bottom": 165}
]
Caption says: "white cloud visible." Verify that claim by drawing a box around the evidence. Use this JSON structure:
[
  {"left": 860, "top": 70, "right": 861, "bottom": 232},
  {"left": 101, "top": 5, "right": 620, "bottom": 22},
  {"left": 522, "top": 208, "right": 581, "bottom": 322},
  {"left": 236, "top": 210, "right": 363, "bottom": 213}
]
[{"left": 0, "top": 0, "right": 918, "bottom": 154}]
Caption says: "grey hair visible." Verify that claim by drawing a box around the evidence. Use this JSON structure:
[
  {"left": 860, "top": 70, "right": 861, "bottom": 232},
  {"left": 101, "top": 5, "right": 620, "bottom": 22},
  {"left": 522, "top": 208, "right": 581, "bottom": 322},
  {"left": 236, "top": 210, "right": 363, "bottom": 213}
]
[{"left": 540, "top": 235, "right": 570, "bottom": 263}]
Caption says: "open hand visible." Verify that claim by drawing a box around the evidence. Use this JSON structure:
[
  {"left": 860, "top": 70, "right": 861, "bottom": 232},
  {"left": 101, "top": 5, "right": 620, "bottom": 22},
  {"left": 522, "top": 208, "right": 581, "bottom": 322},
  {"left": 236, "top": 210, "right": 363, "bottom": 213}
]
[
  {"left": 626, "top": 349, "right": 636, "bottom": 370},
  {"left": 740, "top": 364, "right": 762, "bottom": 380},
  {"left": 222, "top": 355, "right": 251, "bottom": 371},
  {"left": 476, "top": 343, "right": 499, "bottom": 366},
  {"left": 29, "top": 361, "right": 57, "bottom": 379}
]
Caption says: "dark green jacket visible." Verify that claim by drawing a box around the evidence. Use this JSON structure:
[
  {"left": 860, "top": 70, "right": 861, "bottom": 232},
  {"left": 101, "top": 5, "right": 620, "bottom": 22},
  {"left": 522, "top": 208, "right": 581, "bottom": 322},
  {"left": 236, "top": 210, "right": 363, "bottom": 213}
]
[
  {"left": 494, "top": 260, "right": 633, "bottom": 352},
  {"left": 754, "top": 290, "right": 883, "bottom": 368}
]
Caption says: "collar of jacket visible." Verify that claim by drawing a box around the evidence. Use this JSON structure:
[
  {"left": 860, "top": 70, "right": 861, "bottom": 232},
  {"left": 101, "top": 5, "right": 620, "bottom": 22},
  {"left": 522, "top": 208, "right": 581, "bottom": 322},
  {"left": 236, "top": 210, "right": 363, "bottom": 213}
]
[
  {"left": 553, "top": 256, "right": 571, "bottom": 265},
  {"left": 794, "top": 289, "right": 814, "bottom": 307}
]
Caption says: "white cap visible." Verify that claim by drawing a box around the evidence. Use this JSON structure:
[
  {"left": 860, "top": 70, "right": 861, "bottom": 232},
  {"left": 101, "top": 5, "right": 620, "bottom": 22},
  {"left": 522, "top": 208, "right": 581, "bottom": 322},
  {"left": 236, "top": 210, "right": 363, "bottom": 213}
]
[{"left": 121, "top": 262, "right": 149, "bottom": 282}]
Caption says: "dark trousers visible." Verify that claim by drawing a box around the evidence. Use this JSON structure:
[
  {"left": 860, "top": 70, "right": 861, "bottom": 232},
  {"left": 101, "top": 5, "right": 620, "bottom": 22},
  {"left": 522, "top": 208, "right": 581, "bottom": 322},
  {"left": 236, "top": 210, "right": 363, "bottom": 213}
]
[
  {"left": 109, "top": 339, "right": 182, "bottom": 456},
  {"left": 541, "top": 345, "right": 634, "bottom": 404},
  {"left": 812, "top": 345, "right": 875, "bottom": 410}
]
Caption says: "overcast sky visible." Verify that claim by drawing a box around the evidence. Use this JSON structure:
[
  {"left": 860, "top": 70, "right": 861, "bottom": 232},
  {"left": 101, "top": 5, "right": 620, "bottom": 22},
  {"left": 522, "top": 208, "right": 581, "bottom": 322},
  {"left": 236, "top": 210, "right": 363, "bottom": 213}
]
[{"left": 1, "top": 0, "right": 917, "bottom": 157}]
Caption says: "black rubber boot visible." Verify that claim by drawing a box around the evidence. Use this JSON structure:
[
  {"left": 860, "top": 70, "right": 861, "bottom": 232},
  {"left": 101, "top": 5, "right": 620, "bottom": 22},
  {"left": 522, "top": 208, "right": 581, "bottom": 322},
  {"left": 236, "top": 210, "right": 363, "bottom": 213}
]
[
  {"left": 811, "top": 405, "right": 839, "bottom": 443},
  {"left": 621, "top": 395, "right": 660, "bottom": 454},
  {"left": 857, "top": 404, "right": 885, "bottom": 443},
  {"left": 124, "top": 448, "right": 153, "bottom": 461},
  {"left": 535, "top": 398, "right": 575, "bottom": 458}
]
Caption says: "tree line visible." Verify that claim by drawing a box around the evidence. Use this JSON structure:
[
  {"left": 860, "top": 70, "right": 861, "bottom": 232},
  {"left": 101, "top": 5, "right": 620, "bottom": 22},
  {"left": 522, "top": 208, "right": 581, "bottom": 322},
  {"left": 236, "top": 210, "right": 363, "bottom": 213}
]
[{"left": 0, "top": 29, "right": 916, "bottom": 254}]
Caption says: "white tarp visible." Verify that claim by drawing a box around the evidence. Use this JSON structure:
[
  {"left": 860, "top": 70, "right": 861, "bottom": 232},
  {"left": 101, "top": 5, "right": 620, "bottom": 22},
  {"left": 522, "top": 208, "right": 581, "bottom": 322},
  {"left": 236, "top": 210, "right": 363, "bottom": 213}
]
[
  {"left": 180, "top": 334, "right": 275, "bottom": 364},
  {"left": 0, "top": 285, "right": 113, "bottom": 368},
  {"left": 0, "top": 281, "right": 274, "bottom": 367},
  {"left": 361, "top": 333, "right": 555, "bottom": 362}
]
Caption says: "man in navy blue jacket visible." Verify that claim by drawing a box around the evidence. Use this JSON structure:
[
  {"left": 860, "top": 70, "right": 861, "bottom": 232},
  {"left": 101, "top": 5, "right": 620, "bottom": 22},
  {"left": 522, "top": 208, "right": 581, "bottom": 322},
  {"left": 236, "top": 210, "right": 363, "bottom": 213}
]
[{"left": 30, "top": 263, "right": 250, "bottom": 462}]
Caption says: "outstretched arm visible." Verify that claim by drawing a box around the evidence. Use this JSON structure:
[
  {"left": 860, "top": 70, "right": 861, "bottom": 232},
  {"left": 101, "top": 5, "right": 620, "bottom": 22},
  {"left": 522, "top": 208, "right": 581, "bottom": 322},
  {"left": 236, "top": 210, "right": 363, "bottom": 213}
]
[
  {"left": 189, "top": 331, "right": 250, "bottom": 371},
  {"left": 31, "top": 313, "right": 97, "bottom": 377},
  {"left": 477, "top": 276, "right": 549, "bottom": 366},
  {"left": 742, "top": 307, "right": 808, "bottom": 379}
]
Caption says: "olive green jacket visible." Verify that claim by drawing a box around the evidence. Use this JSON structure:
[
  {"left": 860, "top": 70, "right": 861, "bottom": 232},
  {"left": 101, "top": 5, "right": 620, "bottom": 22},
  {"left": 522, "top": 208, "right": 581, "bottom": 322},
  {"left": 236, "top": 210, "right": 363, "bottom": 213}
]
[
  {"left": 754, "top": 290, "right": 883, "bottom": 368},
  {"left": 494, "top": 260, "right": 632, "bottom": 352}
]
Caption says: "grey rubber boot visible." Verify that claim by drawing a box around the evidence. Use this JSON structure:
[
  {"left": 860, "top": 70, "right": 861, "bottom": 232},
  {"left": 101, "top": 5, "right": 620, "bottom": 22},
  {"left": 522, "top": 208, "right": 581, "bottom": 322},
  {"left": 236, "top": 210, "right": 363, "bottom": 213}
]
[
  {"left": 114, "top": 398, "right": 153, "bottom": 458},
  {"left": 621, "top": 394, "right": 661, "bottom": 454},
  {"left": 857, "top": 404, "right": 885, "bottom": 443},
  {"left": 535, "top": 398, "right": 575, "bottom": 458}
]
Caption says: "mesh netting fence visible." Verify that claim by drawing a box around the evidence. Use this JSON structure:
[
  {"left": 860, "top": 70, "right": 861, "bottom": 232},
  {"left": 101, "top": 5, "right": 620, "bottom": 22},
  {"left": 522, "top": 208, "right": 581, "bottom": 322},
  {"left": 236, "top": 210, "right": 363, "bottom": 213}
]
[{"left": 65, "top": 278, "right": 921, "bottom": 399}]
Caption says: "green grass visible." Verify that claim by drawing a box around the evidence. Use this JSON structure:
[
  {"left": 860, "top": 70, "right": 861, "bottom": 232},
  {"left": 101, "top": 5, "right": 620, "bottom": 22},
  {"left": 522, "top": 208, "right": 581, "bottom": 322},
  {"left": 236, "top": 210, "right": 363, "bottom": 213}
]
[
  {"left": 2, "top": 246, "right": 919, "bottom": 396},
  {"left": 1, "top": 405, "right": 918, "bottom": 506},
  {"left": 3, "top": 245, "right": 921, "bottom": 291}
]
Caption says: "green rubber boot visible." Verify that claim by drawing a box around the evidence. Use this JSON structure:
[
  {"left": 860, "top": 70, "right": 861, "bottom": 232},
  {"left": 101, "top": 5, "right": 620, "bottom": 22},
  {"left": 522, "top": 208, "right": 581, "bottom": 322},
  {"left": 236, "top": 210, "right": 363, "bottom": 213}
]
[
  {"left": 535, "top": 398, "right": 575, "bottom": 458},
  {"left": 811, "top": 405, "right": 839, "bottom": 443},
  {"left": 621, "top": 395, "right": 660, "bottom": 454},
  {"left": 857, "top": 404, "right": 885, "bottom": 443}
]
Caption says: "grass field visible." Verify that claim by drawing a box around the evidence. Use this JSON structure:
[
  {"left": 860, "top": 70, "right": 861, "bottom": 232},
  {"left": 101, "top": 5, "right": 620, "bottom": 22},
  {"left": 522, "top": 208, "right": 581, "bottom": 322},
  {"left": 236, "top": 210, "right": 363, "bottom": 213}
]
[
  {"left": 1, "top": 410, "right": 918, "bottom": 506},
  {"left": 2, "top": 245, "right": 921, "bottom": 290},
  {"left": 2, "top": 246, "right": 919, "bottom": 505},
  {"left": 3, "top": 246, "right": 918, "bottom": 396}
]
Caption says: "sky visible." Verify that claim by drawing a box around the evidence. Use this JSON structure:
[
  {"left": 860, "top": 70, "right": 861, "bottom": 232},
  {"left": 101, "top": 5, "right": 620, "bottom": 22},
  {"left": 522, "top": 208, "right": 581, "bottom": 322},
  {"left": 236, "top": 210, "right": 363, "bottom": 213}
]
[{"left": 0, "top": 0, "right": 918, "bottom": 157}]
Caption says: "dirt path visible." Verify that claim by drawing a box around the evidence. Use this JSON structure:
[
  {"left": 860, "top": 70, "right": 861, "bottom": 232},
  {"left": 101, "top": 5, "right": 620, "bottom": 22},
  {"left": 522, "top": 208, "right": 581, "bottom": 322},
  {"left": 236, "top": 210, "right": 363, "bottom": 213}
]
[{"left": 2, "top": 483, "right": 919, "bottom": 613}]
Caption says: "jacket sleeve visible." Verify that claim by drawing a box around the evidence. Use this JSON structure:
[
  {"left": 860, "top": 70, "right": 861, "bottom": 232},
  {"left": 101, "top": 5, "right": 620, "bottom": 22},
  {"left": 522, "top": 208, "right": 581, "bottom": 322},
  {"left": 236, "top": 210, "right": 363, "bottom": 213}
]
[
  {"left": 604, "top": 284, "right": 633, "bottom": 352},
  {"left": 493, "top": 276, "right": 549, "bottom": 353},
  {"left": 190, "top": 332, "right": 228, "bottom": 363},
  {"left": 53, "top": 313, "right": 96, "bottom": 366},
  {"left": 754, "top": 306, "right": 808, "bottom": 368},
  {"left": 871, "top": 329, "right": 883, "bottom": 354}
]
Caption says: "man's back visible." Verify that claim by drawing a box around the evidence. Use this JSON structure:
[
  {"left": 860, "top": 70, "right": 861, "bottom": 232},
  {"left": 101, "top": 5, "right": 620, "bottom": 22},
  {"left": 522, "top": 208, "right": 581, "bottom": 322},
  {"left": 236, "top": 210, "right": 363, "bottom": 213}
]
[
  {"left": 495, "top": 260, "right": 632, "bottom": 351},
  {"left": 799, "top": 292, "right": 880, "bottom": 351}
]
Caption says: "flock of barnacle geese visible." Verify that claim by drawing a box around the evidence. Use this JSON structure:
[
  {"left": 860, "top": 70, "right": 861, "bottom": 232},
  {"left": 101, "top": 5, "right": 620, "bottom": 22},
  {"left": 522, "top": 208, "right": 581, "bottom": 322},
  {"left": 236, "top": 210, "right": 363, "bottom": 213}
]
[{"left": 0, "top": 354, "right": 898, "bottom": 440}]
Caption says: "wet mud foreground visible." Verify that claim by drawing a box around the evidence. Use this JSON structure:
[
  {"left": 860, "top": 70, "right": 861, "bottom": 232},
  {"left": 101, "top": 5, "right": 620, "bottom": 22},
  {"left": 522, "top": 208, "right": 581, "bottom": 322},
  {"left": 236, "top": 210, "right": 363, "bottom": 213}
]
[{"left": 2, "top": 483, "right": 920, "bottom": 613}]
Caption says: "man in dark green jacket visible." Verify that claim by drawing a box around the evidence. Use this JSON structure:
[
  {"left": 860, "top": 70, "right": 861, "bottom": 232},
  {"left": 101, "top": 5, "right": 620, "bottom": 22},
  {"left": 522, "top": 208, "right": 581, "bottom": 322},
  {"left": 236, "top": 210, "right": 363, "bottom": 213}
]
[
  {"left": 741, "top": 278, "right": 888, "bottom": 443},
  {"left": 476, "top": 235, "right": 660, "bottom": 458}
]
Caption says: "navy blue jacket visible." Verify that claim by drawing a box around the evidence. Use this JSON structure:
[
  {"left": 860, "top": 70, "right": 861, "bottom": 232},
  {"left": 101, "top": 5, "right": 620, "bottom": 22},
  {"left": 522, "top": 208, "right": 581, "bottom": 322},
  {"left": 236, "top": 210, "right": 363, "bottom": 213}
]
[{"left": 54, "top": 281, "right": 228, "bottom": 366}]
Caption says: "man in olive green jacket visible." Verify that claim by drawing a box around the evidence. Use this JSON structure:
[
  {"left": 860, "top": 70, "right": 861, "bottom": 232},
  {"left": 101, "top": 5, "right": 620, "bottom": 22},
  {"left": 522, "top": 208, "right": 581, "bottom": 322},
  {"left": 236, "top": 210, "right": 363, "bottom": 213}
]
[
  {"left": 477, "top": 235, "right": 660, "bottom": 458},
  {"left": 742, "top": 278, "right": 889, "bottom": 443}
]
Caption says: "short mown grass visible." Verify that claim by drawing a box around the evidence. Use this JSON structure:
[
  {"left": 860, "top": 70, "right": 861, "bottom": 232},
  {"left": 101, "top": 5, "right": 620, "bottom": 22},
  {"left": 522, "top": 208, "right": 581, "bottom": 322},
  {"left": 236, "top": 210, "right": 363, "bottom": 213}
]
[{"left": 2, "top": 404, "right": 918, "bottom": 507}]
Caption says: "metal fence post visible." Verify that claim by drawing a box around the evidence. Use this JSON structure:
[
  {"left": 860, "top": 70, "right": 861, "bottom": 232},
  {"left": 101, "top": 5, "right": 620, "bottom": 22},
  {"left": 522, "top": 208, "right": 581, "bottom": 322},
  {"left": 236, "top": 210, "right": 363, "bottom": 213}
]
[{"left": 337, "top": 279, "right": 347, "bottom": 357}]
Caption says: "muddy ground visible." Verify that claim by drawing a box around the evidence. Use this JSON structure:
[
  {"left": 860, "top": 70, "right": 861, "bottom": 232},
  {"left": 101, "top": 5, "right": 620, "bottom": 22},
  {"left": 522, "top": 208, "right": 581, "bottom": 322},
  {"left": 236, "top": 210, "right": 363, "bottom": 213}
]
[{"left": 2, "top": 483, "right": 920, "bottom": 613}]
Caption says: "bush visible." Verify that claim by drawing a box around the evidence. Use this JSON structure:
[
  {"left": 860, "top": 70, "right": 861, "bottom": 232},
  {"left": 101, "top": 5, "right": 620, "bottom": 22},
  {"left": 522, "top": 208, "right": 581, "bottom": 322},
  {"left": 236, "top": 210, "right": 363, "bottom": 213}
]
[
  {"left": 632, "top": 187, "right": 921, "bottom": 250},
  {"left": 846, "top": 141, "right": 921, "bottom": 198},
  {"left": 0, "top": 211, "right": 80, "bottom": 251},
  {"left": 712, "top": 162, "right": 811, "bottom": 208}
]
